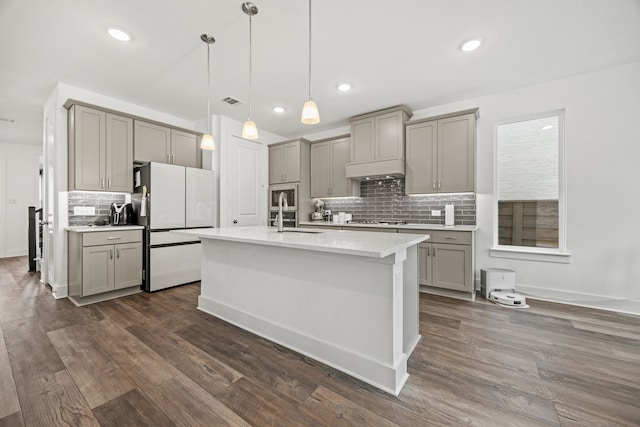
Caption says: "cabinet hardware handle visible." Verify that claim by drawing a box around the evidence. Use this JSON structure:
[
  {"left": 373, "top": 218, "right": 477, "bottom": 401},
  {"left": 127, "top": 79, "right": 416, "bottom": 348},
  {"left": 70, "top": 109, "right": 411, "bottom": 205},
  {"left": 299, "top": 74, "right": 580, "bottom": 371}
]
[
  {"left": 107, "top": 237, "right": 122, "bottom": 240},
  {"left": 166, "top": 154, "right": 170, "bottom": 163},
  {"left": 101, "top": 177, "right": 105, "bottom": 189},
  {"left": 110, "top": 249, "right": 113, "bottom": 259},
  {"left": 108, "top": 178, "right": 111, "bottom": 189},
  {"left": 432, "top": 248, "right": 436, "bottom": 257},
  {"left": 426, "top": 246, "right": 430, "bottom": 256},
  {"left": 432, "top": 181, "right": 436, "bottom": 190},
  {"left": 172, "top": 154, "right": 175, "bottom": 163},
  {"left": 438, "top": 180, "right": 442, "bottom": 190},
  {"left": 444, "top": 236, "right": 457, "bottom": 240},
  {"left": 117, "top": 248, "right": 120, "bottom": 258}
]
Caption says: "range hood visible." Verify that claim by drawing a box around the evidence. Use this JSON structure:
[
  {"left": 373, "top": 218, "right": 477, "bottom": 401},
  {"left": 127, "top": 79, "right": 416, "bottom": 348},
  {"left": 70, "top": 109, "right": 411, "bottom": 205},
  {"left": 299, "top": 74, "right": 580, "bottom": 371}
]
[
  {"left": 345, "top": 158, "right": 404, "bottom": 179},
  {"left": 344, "top": 105, "right": 412, "bottom": 180}
]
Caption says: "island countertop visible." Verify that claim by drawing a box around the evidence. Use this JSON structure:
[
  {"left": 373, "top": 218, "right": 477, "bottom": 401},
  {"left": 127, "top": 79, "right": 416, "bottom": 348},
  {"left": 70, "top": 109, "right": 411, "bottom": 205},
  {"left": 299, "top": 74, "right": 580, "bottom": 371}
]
[{"left": 175, "top": 226, "right": 429, "bottom": 258}]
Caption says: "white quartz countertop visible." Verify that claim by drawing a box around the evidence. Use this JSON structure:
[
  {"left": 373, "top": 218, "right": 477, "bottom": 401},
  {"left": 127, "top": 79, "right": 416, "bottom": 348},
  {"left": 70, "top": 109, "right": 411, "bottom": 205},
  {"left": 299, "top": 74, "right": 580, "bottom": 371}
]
[
  {"left": 66, "top": 225, "right": 145, "bottom": 233},
  {"left": 299, "top": 221, "right": 477, "bottom": 232},
  {"left": 174, "top": 226, "right": 429, "bottom": 258}
]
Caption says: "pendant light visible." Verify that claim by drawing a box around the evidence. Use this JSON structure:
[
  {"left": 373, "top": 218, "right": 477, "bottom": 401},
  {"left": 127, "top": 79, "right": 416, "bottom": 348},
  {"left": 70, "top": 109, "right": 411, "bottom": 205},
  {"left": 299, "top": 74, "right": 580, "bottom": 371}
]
[
  {"left": 301, "top": 0, "right": 320, "bottom": 124},
  {"left": 241, "top": 2, "right": 259, "bottom": 139},
  {"left": 200, "top": 34, "right": 216, "bottom": 150}
]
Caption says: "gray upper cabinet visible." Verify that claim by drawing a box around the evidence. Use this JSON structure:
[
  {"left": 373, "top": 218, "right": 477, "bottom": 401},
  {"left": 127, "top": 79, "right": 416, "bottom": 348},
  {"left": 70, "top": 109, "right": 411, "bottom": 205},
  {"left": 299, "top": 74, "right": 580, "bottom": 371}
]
[
  {"left": 134, "top": 120, "right": 201, "bottom": 168},
  {"left": 170, "top": 129, "right": 200, "bottom": 168},
  {"left": 68, "top": 104, "right": 133, "bottom": 192},
  {"left": 134, "top": 121, "right": 171, "bottom": 164},
  {"left": 346, "top": 106, "right": 411, "bottom": 178},
  {"left": 405, "top": 110, "right": 476, "bottom": 194},
  {"left": 269, "top": 139, "right": 305, "bottom": 184},
  {"left": 311, "top": 136, "right": 359, "bottom": 198}
]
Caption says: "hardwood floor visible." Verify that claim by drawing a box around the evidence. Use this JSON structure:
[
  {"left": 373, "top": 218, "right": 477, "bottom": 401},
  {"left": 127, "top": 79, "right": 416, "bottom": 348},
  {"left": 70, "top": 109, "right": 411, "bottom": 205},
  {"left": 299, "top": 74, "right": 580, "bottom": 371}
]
[{"left": 1, "top": 255, "right": 639, "bottom": 426}]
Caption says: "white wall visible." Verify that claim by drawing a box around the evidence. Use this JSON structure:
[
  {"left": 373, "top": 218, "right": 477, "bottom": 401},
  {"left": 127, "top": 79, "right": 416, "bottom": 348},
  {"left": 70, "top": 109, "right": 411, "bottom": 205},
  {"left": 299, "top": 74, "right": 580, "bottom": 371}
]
[
  {"left": 410, "top": 61, "right": 640, "bottom": 314},
  {"left": 0, "top": 142, "right": 41, "bottom": 258}
]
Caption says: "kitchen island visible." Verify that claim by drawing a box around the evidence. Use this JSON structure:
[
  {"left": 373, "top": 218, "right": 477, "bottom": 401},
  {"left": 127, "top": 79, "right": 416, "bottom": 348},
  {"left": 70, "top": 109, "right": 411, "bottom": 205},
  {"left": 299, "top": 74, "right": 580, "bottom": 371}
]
[{"left": 176, "top": 226, "right": 429, "bottom": 395}]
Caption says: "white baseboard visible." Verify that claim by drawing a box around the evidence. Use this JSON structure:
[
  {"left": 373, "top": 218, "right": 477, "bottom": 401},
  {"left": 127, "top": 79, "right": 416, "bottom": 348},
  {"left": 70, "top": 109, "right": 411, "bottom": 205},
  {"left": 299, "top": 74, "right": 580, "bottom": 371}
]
[
  {"left": 51, "top": 283, "right": 68, "bottom": 299},
  {"left": 198, "top": 295, "right": 408, "bottom": 396},
  {"left": 517, "top": 284, "right": 640, "bottom": 316}
]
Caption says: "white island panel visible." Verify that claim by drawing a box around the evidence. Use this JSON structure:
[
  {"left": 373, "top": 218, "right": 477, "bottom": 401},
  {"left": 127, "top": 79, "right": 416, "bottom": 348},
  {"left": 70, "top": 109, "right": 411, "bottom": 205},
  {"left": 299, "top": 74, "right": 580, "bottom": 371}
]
[{"left": 178, "top": 226, "right": 427, "bottom": 395}]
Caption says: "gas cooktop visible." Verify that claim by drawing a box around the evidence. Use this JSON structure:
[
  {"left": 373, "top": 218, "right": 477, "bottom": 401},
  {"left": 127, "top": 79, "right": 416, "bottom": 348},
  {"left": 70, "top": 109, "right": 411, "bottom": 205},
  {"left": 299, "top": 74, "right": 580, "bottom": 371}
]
[{"left": 354, "top": 220, "right": 407, "bottom": 225}]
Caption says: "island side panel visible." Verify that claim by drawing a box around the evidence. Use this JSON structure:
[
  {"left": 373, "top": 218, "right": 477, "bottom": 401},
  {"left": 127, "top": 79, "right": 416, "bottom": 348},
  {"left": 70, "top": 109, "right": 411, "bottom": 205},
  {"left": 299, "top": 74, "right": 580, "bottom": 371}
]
[
  {"left": 403, "top": 244, "right": 421, "bottom": 355},
  {"left": 197, "top": 238, "right": 410, "bottom": 395}
]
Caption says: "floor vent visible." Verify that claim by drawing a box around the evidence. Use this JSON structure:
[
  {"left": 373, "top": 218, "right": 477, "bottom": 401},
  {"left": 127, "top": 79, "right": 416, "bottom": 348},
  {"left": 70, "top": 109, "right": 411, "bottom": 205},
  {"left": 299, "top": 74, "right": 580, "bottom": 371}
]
[{"left": 222, "top": 97, "right": 243, "bottom": 106}]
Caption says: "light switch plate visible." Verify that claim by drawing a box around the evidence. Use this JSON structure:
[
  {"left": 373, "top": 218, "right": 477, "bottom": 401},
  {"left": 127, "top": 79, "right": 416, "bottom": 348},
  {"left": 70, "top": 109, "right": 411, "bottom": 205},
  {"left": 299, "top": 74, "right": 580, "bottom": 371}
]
[
  {"left": 431, "top": 210, "right": 441, "bottom": 216},
  {"left": 73, "top": 206, "right": 95, "bottom": 216}
]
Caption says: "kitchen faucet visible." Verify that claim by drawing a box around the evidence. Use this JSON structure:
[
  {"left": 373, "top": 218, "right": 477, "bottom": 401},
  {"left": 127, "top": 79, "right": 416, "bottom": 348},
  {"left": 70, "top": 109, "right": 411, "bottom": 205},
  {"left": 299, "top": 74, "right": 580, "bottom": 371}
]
[{"left": 277, "top": 192, "right": 288, "bottom": 232}]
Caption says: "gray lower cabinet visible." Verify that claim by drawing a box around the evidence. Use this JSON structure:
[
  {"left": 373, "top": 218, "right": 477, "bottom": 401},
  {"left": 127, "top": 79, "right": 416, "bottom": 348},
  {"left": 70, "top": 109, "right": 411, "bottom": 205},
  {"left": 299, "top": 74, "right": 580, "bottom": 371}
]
[
  {"left": 401, "top": 229, "right": 474, "bottom": 300},
  {"left": 69, "top": 229, "right": 142, "bottom": 298}
]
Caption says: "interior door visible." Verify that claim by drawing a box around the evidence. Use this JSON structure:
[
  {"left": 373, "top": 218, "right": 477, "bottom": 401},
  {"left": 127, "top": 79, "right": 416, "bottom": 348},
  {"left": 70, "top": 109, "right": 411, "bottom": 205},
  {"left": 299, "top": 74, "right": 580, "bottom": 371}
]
[
  {"left": 228, "top": 136, "right": 265, "bottom": 226},
  {"left": 42, "top": 110, "right": 55, "bottom": 286}
]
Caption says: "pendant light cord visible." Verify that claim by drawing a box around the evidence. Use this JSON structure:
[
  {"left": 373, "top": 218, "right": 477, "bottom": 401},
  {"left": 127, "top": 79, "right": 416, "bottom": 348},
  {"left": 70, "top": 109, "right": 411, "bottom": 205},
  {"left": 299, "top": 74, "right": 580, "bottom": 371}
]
[
  {"left": 308, "top": 0, "right": 312, "bottom": 101},
  {"left": 207, "top": 43, "right": 211, "bottom": 133},
  {"left": 248, "top": 14, "right": 253, "bottom": 120}
]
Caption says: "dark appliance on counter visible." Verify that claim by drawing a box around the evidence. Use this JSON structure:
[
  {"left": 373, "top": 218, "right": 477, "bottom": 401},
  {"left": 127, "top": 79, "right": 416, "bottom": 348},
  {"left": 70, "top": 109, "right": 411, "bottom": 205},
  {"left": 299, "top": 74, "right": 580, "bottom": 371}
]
[
  {"left": 110, "top": 203, "right": 134, "bottom": 225},
  {"left": 132, "top": 162, "right": 216, "bottom": 292}
]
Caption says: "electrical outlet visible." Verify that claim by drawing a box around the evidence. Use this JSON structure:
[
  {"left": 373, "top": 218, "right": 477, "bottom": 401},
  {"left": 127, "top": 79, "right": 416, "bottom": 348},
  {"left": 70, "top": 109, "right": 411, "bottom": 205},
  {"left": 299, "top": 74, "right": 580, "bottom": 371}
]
[
  {"left": 73, "top": 206, "right": 96, "bottom": 216},
  {"left": 431, "top": 210, "right": 441, "bottom": 217}
]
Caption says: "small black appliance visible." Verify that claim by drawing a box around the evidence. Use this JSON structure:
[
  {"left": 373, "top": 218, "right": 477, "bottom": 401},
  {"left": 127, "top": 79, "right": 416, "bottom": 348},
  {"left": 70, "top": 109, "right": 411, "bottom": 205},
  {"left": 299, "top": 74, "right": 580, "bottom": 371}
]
[{"left": 110, "top": 202, "right": 133, "bottom": 225}]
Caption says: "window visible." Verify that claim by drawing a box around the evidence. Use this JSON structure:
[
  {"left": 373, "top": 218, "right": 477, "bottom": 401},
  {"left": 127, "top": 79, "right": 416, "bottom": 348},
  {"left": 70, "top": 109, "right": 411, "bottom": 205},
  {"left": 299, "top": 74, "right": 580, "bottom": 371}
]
[{"left": 493, "top": 110, "right": 567, "bottom": 259}]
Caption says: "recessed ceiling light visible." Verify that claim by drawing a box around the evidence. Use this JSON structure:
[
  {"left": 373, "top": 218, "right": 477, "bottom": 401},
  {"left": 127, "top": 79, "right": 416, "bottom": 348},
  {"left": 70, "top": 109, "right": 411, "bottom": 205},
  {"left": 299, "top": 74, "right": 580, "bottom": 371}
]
[
  {"left": 108, "top": 27, "right": 131, "bottom": 42},
  {"left": 542, "top": 125, "right": 553, "bottom": 130},
  {"left": 337, "top": 83, "right": 351, "bottom": 92},
  {"left": 273, "top": 106, "right": 285, "bottom": 113},
  {"left": 461, "top": 38, "right": 482, "bottom": 52}
]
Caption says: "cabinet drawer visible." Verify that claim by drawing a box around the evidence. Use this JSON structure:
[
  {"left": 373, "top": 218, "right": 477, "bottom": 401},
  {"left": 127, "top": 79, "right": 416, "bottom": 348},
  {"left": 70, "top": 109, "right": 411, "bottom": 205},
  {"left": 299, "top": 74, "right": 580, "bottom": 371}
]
[
  {"left": 83, "top": 230, "right": 142, "bottom": 247},
  {"left": 430, "top": 230, "right": 471, "bottom": 245}
]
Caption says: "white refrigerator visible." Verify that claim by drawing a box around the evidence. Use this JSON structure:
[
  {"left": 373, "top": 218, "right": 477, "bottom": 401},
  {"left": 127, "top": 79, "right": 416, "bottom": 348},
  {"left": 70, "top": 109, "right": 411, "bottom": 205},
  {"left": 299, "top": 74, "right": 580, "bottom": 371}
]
[{"left": 133, "top": 162, "right": 215, "bottom": 292}]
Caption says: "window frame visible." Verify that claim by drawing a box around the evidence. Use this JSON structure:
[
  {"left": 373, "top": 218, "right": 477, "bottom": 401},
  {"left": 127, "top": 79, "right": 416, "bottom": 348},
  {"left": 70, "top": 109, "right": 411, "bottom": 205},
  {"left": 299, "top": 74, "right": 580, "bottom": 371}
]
[{"left": 491, "top": 109, "right": 571, "bottom": 263}]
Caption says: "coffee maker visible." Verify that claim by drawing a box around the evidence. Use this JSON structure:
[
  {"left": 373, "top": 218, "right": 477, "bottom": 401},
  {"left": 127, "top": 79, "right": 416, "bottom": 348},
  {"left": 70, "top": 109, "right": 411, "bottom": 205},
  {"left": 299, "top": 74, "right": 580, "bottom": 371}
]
[
  {"left": 311, "top": 199, "right": 324, "bottom": 222},
  {"left": 110, "top": 202, "right": 133, "bottom": 225}
]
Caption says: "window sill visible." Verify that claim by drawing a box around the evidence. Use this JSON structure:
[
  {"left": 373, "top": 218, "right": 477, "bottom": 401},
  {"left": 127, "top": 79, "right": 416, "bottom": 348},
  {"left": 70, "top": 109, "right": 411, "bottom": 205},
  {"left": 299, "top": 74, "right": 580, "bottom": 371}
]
[{"left": 490, "top": 247, "right": 572, "bottom": 264}]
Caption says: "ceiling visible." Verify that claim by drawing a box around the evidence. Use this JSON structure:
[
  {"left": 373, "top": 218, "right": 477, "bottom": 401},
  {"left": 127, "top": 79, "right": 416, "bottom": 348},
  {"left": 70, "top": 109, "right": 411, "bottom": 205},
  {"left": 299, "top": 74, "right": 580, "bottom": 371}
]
[{"left": 1, "top": 0, "right": 640, "bottom": 145}]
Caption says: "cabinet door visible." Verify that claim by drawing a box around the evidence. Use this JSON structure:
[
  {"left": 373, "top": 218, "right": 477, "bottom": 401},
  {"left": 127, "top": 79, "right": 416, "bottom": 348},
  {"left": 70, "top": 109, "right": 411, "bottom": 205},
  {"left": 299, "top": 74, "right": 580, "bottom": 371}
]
[
  {"left": 134, "top": 120, "right": 171, "bottom": 163},
  {"left": 418, "top": 243, "right": 432, "bottom": 286},
  {"left": 82, "top": 245, "right": 114, "bottom": 296},
  {"left": 438, "top": 113, "right": 475, "bottom": 193},
  {"left": 114, "top": 242, "right": 142, "bottom": 289},
  {"left": 405, "top": 121, "right": 437, "bottom": 194},
  {"left": 106, "top": 114, "right": 133, "bottom": 192},
  {"left": 350, "top": 117, "right": 375, "bottom": 163},
  {"left": 171, "top": 129, "right": 201, "bottom": 168},
  {"left": 269, "top": 144, "right": 284, "bottom": 184},
  {"left": 310, "top": 141, "right": 331, "bottom": 198},
  {"left": 73, "top": 105, "right": 106, "bottom": 191},
  {"left": 431, "top": 243, "right": 471, "bottom": 292},
  {"left": 283, "top": 141, "right": 300, "bottom": 182},
  {"left": 330, "top": 137, "right": 352, "bottom": 197},
  {"left": 375, "top": 110, "right": 404, "bottom": 160}
]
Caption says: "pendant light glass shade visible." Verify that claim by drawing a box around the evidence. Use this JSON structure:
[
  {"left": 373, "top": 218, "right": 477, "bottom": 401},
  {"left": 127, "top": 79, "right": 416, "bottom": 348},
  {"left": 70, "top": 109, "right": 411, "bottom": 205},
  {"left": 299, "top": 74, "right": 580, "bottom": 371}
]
[
  {"left": 301, "top": 100, "right": 320, "bottom": 124},
  {"left": 200, "top": 34, "right": 216, "bottom": 150},
  {"left": 242, "top": 2, "right": 259, "bottom": 139},
  {"left": 301, "top": 0, "right": 320, "bottom": 125},
  {"left": 200, "top": 133, "right": 215, "bottom": 150},
  {"left": 242, "top": 120, "right": 258, "bottom": 139}
]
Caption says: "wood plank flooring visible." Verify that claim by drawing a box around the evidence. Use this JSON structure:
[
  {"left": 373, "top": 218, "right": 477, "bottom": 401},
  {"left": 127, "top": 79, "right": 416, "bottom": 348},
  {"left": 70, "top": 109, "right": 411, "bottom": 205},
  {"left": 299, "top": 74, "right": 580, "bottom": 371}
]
[{"left": 1, "top": 255, "right": 639, "bottom": 426}]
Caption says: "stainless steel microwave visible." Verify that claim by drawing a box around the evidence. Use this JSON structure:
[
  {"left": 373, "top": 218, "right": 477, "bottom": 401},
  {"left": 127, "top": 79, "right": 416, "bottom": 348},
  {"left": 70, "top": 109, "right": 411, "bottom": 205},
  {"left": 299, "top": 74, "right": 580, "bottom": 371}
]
[{"left": 269, "top": 183, "right": 298, "bottom": 211}]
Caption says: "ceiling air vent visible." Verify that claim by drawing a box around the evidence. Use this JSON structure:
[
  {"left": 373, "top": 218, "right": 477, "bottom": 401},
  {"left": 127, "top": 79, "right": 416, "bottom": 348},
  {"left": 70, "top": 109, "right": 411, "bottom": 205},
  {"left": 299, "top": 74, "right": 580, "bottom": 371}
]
[{"left": 222, "top": 97, "right": 243, "bottom": 106}]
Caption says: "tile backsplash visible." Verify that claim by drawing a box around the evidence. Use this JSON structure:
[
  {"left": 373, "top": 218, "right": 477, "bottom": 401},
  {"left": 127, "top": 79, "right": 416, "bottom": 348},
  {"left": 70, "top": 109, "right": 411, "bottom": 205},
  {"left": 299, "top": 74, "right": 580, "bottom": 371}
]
[
  {"left": 317, "top": 178, "right": 476, "bottom": 225},
  {"left": 68, "top": 192, "right": 126, "bottom": 226}
]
